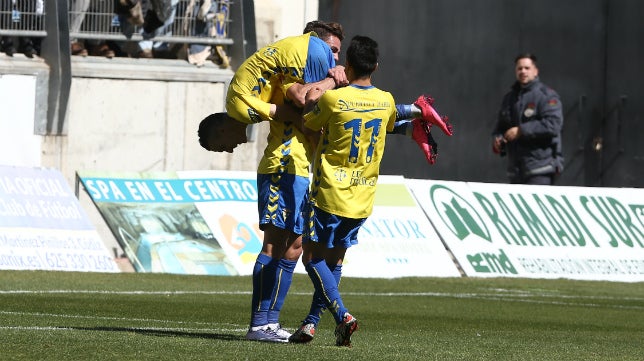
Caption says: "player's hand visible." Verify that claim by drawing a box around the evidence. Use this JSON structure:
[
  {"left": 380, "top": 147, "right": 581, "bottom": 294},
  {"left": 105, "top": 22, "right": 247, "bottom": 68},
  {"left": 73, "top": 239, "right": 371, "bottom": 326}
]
[
  {"left": 504, "top": 126, "right": 520, "bottom": 142},
  {"left": 305, "top": 87, "right": 324, "bottom": 103},
  {"left": 328, "top": 65, "right": 348, "bottom": 87},
  {"left": 492, "top": 136, "right": 504, "bottom": 154}
]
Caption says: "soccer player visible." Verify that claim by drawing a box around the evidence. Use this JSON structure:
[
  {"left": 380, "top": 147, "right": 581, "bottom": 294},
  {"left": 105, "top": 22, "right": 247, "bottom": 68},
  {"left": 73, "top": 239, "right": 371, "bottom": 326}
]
[
  {"left": 225, "top": 23, "right": 347, "bottom": 128},
  {"left": 292, "top": 35, "right": 396, "bottom": 347},
  {"left": 198, "top": 22, "right": 452, "bottom": 344},
  {"left": 227, "top": 21, "right": 348, "bottom": 343},
  {"left": 203, "top": 21, "right": 452, "bottom": 161}
]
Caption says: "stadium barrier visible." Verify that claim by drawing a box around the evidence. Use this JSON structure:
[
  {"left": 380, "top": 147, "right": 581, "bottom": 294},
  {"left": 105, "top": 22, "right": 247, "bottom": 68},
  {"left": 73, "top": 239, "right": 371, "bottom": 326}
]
[
  {"left": 0, "top": 0, "right": 233, "bottom": 45},
  {"left": 2, "top": 165, "right": 643, "bottom": 281}
]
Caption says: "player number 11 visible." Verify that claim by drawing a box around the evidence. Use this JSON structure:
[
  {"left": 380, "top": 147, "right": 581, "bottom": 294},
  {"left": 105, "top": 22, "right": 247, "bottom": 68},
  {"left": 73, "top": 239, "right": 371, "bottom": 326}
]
[{"left": 344, "top": 118, "right": 382, "bottom": 164}]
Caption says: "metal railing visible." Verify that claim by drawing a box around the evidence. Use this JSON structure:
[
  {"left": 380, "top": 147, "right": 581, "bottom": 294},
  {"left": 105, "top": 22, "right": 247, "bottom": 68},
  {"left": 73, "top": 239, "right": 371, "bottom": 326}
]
[
  {"left": 0, "top": 0, "right": 46, "bottom": 37},
  {"left": 69, "top": 0, "right": 233, "bottom": 45},
  {"left": 1, "top": 0, "right": 252, "bottom": 137},
  {"left": 1, "top": 0, "right": 233, "bottom": 45}
]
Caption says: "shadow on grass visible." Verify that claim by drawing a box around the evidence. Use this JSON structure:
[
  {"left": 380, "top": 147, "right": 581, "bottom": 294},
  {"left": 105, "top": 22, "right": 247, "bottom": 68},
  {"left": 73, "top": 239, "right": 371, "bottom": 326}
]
[{"left": 62, "top": 326, "right": 245, "bottom": 341}]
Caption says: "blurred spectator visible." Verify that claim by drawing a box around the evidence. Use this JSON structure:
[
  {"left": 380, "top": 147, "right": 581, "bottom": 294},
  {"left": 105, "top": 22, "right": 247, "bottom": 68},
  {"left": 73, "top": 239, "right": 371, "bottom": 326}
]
[
  {"left": 184, "top": 0, "right": 216, "bottom": 66},
  {"left": 2, "top": 0, "right": 229, "bottom": 62},
  {"left": 115, "top": 0, "right": 178, "bottom": 58},
  {"left": 183, "top": 0, "right": 229, "bottom": 67},
  {"left": 114, "top": 0, "right": 144, "bottom": 26},
  {"left": 69, "top": 0, "right": 89, "bottom": 56},
  {"left": 85, "top": 0, "right": 118, "bottom": 58},
  {"left": 1, "top": 0, "right": 43, "bottom": 58}
]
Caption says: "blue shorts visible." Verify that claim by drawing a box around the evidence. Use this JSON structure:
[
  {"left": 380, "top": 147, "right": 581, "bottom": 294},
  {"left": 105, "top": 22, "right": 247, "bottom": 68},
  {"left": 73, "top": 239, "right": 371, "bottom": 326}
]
[
  {"left": 257, "top": 173, "right": 309, "bottom": 234},
  {"left": 304, "top": 206, "right": 365, "bottom": 249}
]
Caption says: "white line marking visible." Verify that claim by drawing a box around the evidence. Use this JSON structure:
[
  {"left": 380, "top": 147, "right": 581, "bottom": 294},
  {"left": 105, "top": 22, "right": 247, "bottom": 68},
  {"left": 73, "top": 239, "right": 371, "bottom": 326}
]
[
  {"left": 0, "top": 325, "right": 247, "bottom": 333},
  {"left": 1, "top": 289, "right": 642, "bottom": 301},
  {"left": 1, "top": 289, "right": 643, "bottom": 310}
]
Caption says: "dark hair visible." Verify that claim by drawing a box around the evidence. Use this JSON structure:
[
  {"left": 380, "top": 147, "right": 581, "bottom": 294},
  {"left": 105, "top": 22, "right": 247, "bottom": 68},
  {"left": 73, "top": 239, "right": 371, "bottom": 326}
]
[
  {"left": 515, "top": 53, "right": 538, "bottom": 66},
  {"left": 303, "top": 20, "right": 344, "bottom": 41},
  {"left": 197, "top": 112, "right": 227, "bottom": 150},
  {"left": 346, "top": 35, "right": 379, "bottom": 78}
]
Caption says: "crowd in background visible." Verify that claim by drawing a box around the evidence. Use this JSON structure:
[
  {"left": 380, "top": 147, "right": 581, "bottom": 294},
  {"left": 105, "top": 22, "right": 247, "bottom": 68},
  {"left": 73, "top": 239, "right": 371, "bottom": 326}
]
[
  {"left": 0, "top": 0, "right": 43, "bottom": 57},
  {"left": 0, "top": 0, "right": 230, "bottom": 67}
]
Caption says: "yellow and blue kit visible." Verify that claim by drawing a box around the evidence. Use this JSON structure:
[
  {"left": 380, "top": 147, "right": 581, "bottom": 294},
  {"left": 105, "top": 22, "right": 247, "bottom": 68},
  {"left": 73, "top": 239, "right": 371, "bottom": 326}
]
[
  {"left": 226, "top": 32, "right": 335, "bottom": 124},
  {"left": 304, "top": 84, "right": 397, "bottom": 219}
]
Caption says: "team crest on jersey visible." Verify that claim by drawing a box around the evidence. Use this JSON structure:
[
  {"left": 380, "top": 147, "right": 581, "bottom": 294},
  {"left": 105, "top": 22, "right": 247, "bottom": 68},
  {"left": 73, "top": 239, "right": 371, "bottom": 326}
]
[
  {"left": 263, "top": 47, "right": 278, "bottom": 57},
  {"left": 334, "top": 168, "right": 347, "bottom": 182},
  {"left": 524, "top": 103, "right": 536, "bottom": 117}
]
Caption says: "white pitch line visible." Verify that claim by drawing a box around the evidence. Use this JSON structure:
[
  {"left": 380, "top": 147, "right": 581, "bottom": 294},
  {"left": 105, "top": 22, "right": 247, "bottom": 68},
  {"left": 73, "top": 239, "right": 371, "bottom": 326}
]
[
  {"left": 0, "top": 309, "right": 241, "bottom": 329},
  {"left": 0, "top": 325, "right": 247, "bottom": 333},
  {"left": 1, "top": 289, "right": 643, "bottom": 302},
  {"left": 0, "top": 290, "right": 252, "bottom": 295},
  {"left": 1, "top": 290, "right": 642, "bottom": 311}
]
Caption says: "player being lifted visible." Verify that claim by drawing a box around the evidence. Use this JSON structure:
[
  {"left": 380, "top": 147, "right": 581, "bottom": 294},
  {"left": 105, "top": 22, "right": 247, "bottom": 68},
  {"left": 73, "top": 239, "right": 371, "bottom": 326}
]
[{"left": 198, "top": 21, "right": 453, "bottom": 343}]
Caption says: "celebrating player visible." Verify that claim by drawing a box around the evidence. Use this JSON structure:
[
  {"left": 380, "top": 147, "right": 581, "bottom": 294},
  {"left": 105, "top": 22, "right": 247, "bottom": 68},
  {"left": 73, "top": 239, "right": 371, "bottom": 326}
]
[
  {"left": 293, "top": 35, "right": 396, "bottom": 347},
  {"left": 198, "top": 21, "right": 453, "bottom": 344}
]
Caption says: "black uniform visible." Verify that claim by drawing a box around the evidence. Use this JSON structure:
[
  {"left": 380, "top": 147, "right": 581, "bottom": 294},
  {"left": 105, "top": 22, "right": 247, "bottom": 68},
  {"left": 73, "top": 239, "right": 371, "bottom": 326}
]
[{"left": 493, "top": 77, "right": 564, "bottom": 184}]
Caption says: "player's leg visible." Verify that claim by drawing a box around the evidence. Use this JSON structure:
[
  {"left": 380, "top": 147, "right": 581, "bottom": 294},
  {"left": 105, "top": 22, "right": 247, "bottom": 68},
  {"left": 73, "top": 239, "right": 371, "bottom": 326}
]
[
  {"left": 265, "top": 173, "right": 309, "bottom": 334},
  {"left": 246, "top": 247, "right": 284, "bottom": 342},
  {"left": 297, "top": 205, "right": 348, "bottom": 324},
  {"left": 323, "top": 246, "right": 359, "bottom": 347},
  {"left": 246, "top": 173, "right": 307, "bottom": 342},
  {"left": 304, "top": 244, "right": 358, "bottom": 347},
  {"left": 265, "top": 231, "right": 301, "bottom": 339},
  {"left": 326, "top": 215, "right": 365, "bottom": 347},
  {"left": 304, "top": 242, "right": 348, "bottom": 324},
  {"left": 301, "top": 207, "right": 361, "bottom": 346},
  {"left": 289, "top": 261, "right": 340, "bottom": 343}
]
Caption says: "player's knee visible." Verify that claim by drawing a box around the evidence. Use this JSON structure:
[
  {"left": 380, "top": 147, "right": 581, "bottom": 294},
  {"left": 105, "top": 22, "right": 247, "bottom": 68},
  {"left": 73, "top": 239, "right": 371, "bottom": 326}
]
[{"left": 283, "top": 245, "right": 303, "bottom": 261}]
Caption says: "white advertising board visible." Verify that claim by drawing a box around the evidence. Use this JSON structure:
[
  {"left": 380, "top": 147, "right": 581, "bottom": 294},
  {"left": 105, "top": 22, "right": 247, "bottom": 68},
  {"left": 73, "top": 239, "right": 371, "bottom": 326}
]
[
  {"left": 407, "top": 179, "right": 644, "bottom": 282},
  {"left": 0, "top": 165, "right": 119, "bottom": 272},
  {"left": 78, "top": 171, "right": 462, "bottom": 278},
  {"left": 342, "top": 176, "right": 461, "bottom": 278},
  {"left": 78, "top": 170, "right": 261, "bottom": 276}
]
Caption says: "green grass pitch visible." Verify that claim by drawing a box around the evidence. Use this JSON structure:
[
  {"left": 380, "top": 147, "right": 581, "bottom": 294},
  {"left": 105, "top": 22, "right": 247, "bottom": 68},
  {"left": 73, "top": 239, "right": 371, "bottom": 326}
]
[{"left": 1, "top": 271, "right": 643, "bottom": 360}]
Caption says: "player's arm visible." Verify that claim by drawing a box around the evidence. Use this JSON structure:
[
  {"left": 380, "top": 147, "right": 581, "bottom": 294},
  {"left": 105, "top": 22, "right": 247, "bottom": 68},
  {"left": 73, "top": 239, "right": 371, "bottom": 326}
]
[
  {"left": 301, "top": 87, "right": 325, "bottom": 149},
  {"left": 271, "top": 102, "right": 303, "bottom": 125},
  {"left": 286, "top": 78, "right": 335, "bottom": 108},
  {"left": 286, "top": 65, "right": 347, "bottom": 107}
]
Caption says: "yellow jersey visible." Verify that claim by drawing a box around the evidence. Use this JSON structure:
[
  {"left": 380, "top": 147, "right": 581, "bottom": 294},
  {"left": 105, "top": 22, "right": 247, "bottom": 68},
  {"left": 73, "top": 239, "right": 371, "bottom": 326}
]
[
  {"left": 304, "top": 84, "right": 396, "bottom": 218},
  {"left": 257, "top": 87, "right": 313, "bottom": 177},
  {"left": 226, "top": 32, "right": 331, "bottom": 124}
]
